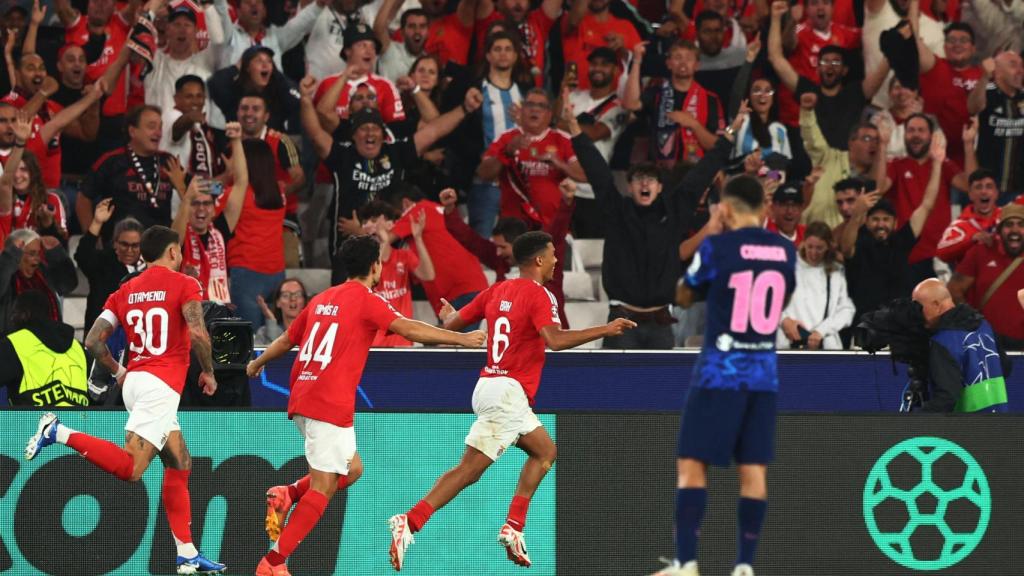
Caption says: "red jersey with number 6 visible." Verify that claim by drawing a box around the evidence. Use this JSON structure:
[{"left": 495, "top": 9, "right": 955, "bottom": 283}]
[
  {"left": 100, "top": 266, "right": 202, "bottom": 394},
  {"left": 458, "top": 278, "right": 561, "bottom": 404},
  {"left": 287, "top": 281, "right": 402, "bottom": 427}
]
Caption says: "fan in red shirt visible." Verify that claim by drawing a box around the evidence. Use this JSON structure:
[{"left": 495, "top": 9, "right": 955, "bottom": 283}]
[
  {"left": 915, "top": 22, "right": 982, "bottom": 166},
  {"left": 883, "top": 114, "right": 976, "bottom": 278},
  {"left": 387, "top": 231, "right": 635, "bottom": 571},
  {"left": 57, "top": 0, "right": 135, "bottom": 119},
  {"left": 479, "top": 89, "right": 584, "bottom": 229},
  {"left": 776, "top": 0, "right": 861, "bottom": 126},
  {"left": 936, "top": 169, "right": 1004, "bottom": 265},
  {"left": 476, "top": 0, "right": 561, "bottom": 84},
  {"left": 246, "top": 234, "right": 484, "bottom": 576},
  {"left": 314, "top": 25, "right": 406, "bottom": 126},
  {"left": 422, "top": 0, "right": 476, "bottom": 67},
  {"left": 25, "top": 225, "right": 226, "bottom": 575},
  {"left": 561, "top": 0, "right": 642, "bottom": 90},
  {"left": 359, "top": 200, "right": 437, "bottom": 347}
]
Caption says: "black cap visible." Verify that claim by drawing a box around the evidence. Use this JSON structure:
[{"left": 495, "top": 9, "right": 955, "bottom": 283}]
[
  {"left": 350, "top": 108, "right": 385, "bottom": 131},
  {"left": 587, "top": 46, "right": 617, "bottom": 63},
  {"left": 867, "top": 198, "right": 897, "bottom": 218},
  {"left": 242, "top": 44, "right": 275, "bottom": 61},
  {"left": 774, "top": 182, "right": 802, "bottom": 204},
  {"left": 168, "top": 5, "right": 197, "bottom": 23},
  {"left": 343, "top": 23, "right": 381, "bottom": 54}
]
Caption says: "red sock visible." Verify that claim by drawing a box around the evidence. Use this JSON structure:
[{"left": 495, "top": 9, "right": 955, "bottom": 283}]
[
  {"left": 65, "top": 432, "right": 134, "bottom": 481},
  {"left": 162, "top": 469, "right": 193, "bottom": 546},
  {"left": 406, "top": 500, "right": 435, "bottom": 533},
  {"left": 265, "top": 489, "right": 328, "bottom": 566},
  {"left": 287, "top": 475, "right": 310, "bottom": 502},
  {"left": 506, "top": 495, "right": 530, "bottom": 531}
]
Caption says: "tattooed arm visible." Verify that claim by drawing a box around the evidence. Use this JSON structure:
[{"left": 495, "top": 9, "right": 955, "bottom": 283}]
[
  {"left": 183, "top": 300, "right": 218, "bottom": 395},
  {"left": 84, "top": 315, "right": 125, "bottom": 384}
]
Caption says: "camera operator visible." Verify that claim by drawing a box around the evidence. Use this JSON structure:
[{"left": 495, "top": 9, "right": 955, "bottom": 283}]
[{"left": 911, "top": 278, "right": 1008, "bottom": 413}]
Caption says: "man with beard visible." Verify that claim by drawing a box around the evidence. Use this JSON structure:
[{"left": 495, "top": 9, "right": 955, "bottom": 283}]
[
  {"left": 161, "top": 76, "right": 220, "bottom": 180},
  {"left": 936, "top": 169, "right": 1005, "bottom": 265},
  {"left": 562, "top": 46, "right": 627, "bottom": 237},
  {"left": 914, "top": 6, "right": 981, "bottom": 168},
  {"left": 863, "top": 0, "right": 945, "bottom": 109},
  {"left": 968, "top": 51, "right": 1024, "bottom": 203},
  {"left": 881, "top": 113, "right": 976, "bottom": 282},
  {"left": 374, "top": 4, "right": 428, "bottom": 82},
  {"left": 623, "top": 40, "right": 724, "bottom": 166},
  {"left": 475, "top": 0, "right": 562, "bottom": 84},
  {"left": 237, "top": 93, "right": 304, "bottom": 206},
  {"left": 799, "top": 92, "right": 885, "bottom": 226},
  {"left": 299, "top": 74, "right": 482, "bottom": 272},
  {"left": 692, "top": 10, "right": 747, "bottom": 107},
  {"left": 216, "top": 0, "right": 326, "bottom": 70},
  {"left": 563, "top": 0, "right": 642, "bottom": 90},
  {"left": 840, "top": 132, "right": 945, "bottom": 327},
  {"left": 769, "top": 1, "right": 890, "bottom": 151},
  {"left": 143, "top": 5, "right": 222, "bottom": 117},
  {"left": 948, "top": 203, "right": 1024, "bottom": 349}
]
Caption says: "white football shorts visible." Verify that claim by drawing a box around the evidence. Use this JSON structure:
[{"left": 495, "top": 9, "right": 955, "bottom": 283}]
[
  {"left": 294, "top": 415, "right": 357, "bottom": 475},
  {"left": 123, "top": 371, "right": 181, "bottom": 451},
  {"left": 465, "top": 376, "right": 543, "bottom": 461}
]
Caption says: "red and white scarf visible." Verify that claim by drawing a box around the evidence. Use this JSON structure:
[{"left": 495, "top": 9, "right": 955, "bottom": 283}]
[{"left": 182, "top": 225, "right": 230, "bottom": 303}]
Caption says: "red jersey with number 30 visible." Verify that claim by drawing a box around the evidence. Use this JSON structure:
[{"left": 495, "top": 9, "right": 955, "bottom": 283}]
[
  {"left": 287, "top": 281, "right": 402, "bottom": 427},
  {"left": 101, "top": 266, "right": 202, "bottom": 394},
  {"left": 458, "top": 278, "right": 561, "bottom": 404}
]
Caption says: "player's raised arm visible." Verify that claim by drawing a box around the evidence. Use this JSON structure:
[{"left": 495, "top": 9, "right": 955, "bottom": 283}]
[
  {"left": 388, "top": 318, "right": 486, "bottom": 348},
  {"left": 539, "top": 319, "right": 636, "bottom": 351},
  {"left": 182, "top": 299, "right": 217, "bottom": 396}
]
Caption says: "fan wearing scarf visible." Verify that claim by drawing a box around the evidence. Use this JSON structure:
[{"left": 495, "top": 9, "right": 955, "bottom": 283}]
[
  {"left": 171, "top": 122, "right": 248, "bottom": 305},
  {"left": 0, "top": 228, "right": 78, "bottom": 335},
  {"left": 623, "top": 39, "right": 725, "bottom": 168}
]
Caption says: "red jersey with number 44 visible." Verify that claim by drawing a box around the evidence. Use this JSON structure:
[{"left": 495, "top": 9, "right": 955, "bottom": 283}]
[
  {"left": 287, "top": 281, "right": 402, "bottom": 427},
  {"left": 458, "top": 278, "right": 561, "bottom": 404},
  {"left": 101, "top": 266, "right": 202, "bottom": 394}
]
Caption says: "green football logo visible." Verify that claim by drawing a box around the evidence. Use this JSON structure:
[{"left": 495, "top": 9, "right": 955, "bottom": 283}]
[{"left": 863, "top": 437, "right": 991, "bottom": 570}]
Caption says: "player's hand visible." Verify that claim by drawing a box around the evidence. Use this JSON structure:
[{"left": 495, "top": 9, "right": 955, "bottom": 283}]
[
  {"left": 605, "top": 317, "right": 637, "bottom": 336},
  {"left": 199, "top": 371, "right": 218, "bottom": 395},
  {"left": 438, "top": 298, "right": 457, "bottom": 323},
  {"left": 246, "top": 360, "right": 264, "bottom": 378},
  {"left": 462, "top": 330, "right": 487, "bottom": 348},
  {"left": 115, "top": 365, "right": 127, "bottom": 387},
  {"left": 807, "top": 331, "right": 823, "bottom": 350},
  {"left": 439, "top": 188, "right": 458, "bottom": 213}
]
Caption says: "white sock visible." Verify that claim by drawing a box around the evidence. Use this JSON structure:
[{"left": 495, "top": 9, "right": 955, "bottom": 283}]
[
  {"left": 55, "top": 424, "right": 74, "bottom": 444},
  {"left": 176, "top": 539, "right": 199, "bottom": 559}
]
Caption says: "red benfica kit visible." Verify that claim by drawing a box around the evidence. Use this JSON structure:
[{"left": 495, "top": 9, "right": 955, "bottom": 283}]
[
  {"left": 372, "top": 247, "right": 419, "bottom": 347},
  {"left": 956, "top": 240, "right": 1024, "bottom": 340},
  {"left": 12, "top": 190, "right": 67, "bottom": 232},
  {"left": 457, "top": 278, "right": 562, "bottom": 404},
  {"left": 0, "top": 91, "right": 64, "bottom": 188},
  {"left": 777, "top": 22, "right": 861, "bottom": 126},
  {"left": 314, "top": 73, "right": 406, "bottom": 124},
  {"left": 936, "top": 204, "right": 1000, "bottom": 264},
  {"left": 561, "top": 13, "right": 641, "bottom": 90},
  {"left": 484, "top": 127, "right": 577, "bottom": 228},
  {"left": 65, "top": 13, "right": 131, "bottom": 117},
  {"left": 886, "top": 156, "right": 959, "bottom": 264},
  {"left": 100, "top": 265, "right": 202, "bottom": 394},
  {"left": 920, "top": 58, "right": 982, "bottom": 166},
  {"left": 425, "top": 13, "right": 474, "bottom": 67},
  {"left": 287, "top": 282, "right": 401, "bottom": 427}
]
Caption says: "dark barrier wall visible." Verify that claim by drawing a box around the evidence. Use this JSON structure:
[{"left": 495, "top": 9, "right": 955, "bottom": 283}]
[
  {"left": 560, "top": 414, "right": 1024, "bottom": 575},
  {"left": 251, "top": 350, "right": 1024, "bottom": 412},
  {"left": 5, "top": 411, "right": 1024, "bottom": 575}
]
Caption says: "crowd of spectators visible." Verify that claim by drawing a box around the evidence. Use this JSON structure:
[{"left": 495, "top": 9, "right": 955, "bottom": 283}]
[{"left": 0, "top": 0, "right": 1023, "bottom": 407}]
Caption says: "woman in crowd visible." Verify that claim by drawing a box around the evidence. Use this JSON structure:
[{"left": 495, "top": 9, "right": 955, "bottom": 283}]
[
  {"left": 10, "top": 151, "right": 69, "bottom": 242},
  {"left": 225, "top": 139, "right": 287, "bottom": 329},
  {"left": 729, "top": 37, "right": 790, "bottom": 162},
  {"left": 254, "top": 277, "right": 309, "bottom": 345},
  {"left": 777, "top": 222, "right": 855, "bottom": 350},
  {"left": 74, "top": 203, "right": 146, "bottom": 330},
  {"left": 0, "top": 228, "right": 77, "bottom": 335}
]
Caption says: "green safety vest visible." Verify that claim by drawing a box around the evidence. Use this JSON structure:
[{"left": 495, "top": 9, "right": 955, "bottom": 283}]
[{"left": 7, "top": 329, "right": 89, "bottom": 407}]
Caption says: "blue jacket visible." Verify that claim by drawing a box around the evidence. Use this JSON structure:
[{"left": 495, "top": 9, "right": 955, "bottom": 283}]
[{"left": 926, "top": 305, "right": 1008, "bottom": 413}]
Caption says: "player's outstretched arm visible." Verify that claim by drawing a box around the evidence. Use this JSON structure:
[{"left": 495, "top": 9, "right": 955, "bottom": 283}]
[
  {"left": 539, "top": 318, "right": 636, "bottom": 351},
  {"left": 247, "top": 331, "right": 296, "bottom": 377},
  {"left": 389, "top": 318, "right": 486, "bottom": 347},
  {"left": 183, "top": 300, "right": 217, "bottom": 395},
  {"left": 84, "top": 317, "right": 127, "bottom": 385}
]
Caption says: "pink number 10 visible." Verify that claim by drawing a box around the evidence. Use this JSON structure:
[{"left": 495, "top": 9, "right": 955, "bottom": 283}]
[{"left": 727, "top": 270, "right": 786, "bottom": 335}]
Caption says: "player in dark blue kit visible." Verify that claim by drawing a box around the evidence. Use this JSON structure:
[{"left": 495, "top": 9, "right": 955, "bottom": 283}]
[{"left": 649, "top": 175, "right": 797, "bottom": 576}]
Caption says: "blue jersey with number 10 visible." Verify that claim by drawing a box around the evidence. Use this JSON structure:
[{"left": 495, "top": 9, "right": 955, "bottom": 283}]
[{"left": 684, "top": 227, "right": 797, "bottom": 391}]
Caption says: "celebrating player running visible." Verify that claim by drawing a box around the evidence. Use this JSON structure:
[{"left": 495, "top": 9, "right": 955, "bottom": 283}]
[
  {"left": 247, "top": 234, "right": 486, "bottom": 576},
  {"left": 388, "top": 230, "right": 636, "bottom": 571}
]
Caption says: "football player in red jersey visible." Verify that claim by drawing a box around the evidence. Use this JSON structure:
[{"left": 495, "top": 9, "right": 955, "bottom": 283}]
[
  {"left": 388, "top": 231, "right": 635, "bottom": 571},
  {"left": 25, "top": 225, "right": 226, "bottom": 575},
  {"left": 246, "top": 234, "right": 485, "bottom": 576}
]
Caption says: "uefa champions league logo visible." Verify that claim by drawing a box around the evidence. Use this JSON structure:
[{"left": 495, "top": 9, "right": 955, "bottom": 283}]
[{"left": 863, "top": 437, "right": 991, "bottom": 570}]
